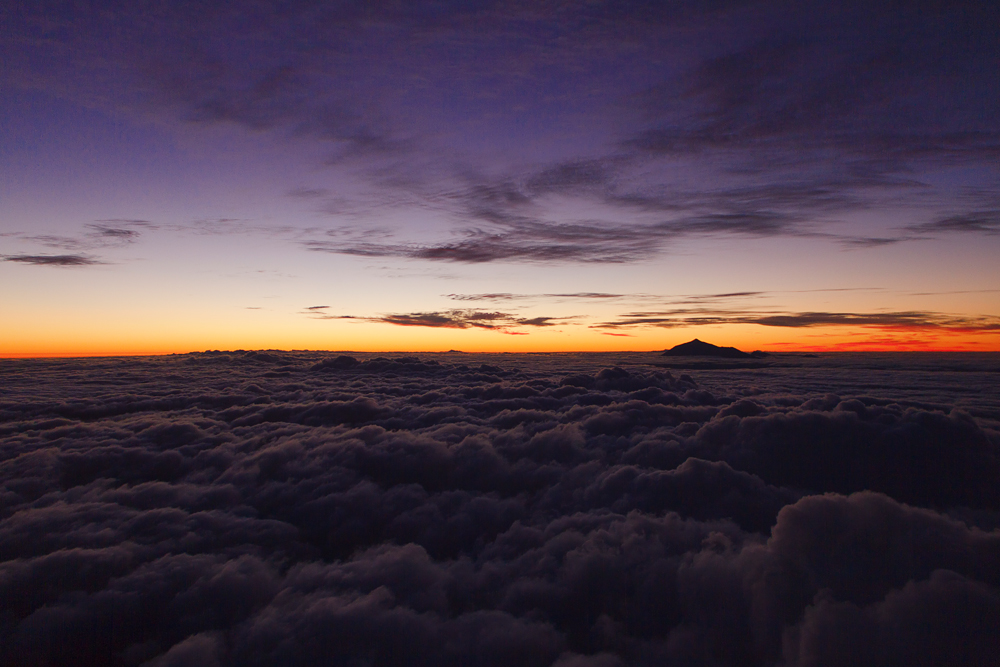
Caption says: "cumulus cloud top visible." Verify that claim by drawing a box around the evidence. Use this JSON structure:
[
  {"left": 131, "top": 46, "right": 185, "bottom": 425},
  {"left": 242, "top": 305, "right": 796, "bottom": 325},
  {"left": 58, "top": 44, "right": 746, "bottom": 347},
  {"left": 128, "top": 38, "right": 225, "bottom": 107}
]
[{"left": 1, "top": 351, "right": 999, "bottom": 666}]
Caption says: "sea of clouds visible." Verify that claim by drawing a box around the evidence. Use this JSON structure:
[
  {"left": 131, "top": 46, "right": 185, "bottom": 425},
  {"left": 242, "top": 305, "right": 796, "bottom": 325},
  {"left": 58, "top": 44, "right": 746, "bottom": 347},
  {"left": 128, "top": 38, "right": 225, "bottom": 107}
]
[{"left": 2, "top": 351, "right": 999, "bottom": 666}]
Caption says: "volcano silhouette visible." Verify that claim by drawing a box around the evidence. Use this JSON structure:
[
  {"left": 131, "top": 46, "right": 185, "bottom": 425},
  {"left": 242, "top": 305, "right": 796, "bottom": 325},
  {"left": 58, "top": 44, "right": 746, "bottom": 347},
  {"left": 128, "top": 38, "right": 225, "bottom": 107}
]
[{"left": 662, "top": 339, "right": 768, "bottom": 359}]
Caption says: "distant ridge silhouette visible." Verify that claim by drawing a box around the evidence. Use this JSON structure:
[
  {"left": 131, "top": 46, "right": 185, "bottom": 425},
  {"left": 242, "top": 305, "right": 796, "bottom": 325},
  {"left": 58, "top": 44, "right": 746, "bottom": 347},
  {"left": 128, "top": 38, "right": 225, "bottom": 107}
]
[{"left": 663, "top": 339, "right": 769, "bottom": 359}]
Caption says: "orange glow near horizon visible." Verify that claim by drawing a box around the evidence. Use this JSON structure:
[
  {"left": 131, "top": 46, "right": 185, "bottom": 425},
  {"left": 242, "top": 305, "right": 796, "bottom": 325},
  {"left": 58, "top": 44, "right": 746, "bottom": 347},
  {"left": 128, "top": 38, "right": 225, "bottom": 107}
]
[{"left": 3, "top": 323, "right": 998, "bottom": 358}]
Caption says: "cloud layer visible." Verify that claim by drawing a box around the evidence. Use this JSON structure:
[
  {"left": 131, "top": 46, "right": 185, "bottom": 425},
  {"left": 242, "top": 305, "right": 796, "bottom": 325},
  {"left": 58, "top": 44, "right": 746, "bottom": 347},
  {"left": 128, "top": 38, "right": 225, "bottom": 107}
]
[{"left": 2, "top": 352, "right": 998, "bottom": 666}]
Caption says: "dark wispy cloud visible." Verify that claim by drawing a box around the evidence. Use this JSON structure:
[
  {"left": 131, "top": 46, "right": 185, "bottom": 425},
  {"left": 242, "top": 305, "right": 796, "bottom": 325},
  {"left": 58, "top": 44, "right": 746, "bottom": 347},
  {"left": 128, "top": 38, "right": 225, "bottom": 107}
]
[
  {"left": 751, "top": 312, "right": 1000, "bottom": 331},
  {"left": 906, "top": 210, "right": 1000, "bottom": 236},
  {"left": 305, "top": 209, "right": 802, "bottom": 264},
  {"left": 695, "top": 291, "right": 763, "bottom": 299},
  {"left": 1, "top": 254, "right": 105, "bottom": 266},
  {"left": 627, "top": 3, "right": 1000, "bottom": 164},
  {"left": 304, "top": 296, "right": 991, "bottom": 337},
  {"left": 445, "top": 290, "right": 878, "bottom": 308},
  {"left": 907, "top": 288, "right": 1000, "bottom": 297},
  {"left": 165, "top": 218, "right": 324, "bottom": 241},
  {"left": 594, "top": 309, "right": 1000, "bottom": 332},
  {"left": 310, "top": 309, "right": 570, "bottom": 333},
  {"left": 84, "top": 223, "right": 143, "bottom": 245},
  {"left": 300, "top": 158, "right": 973, "bottom": 262},
  {"left": 447, "top": 293, "right": 629, "bottom": 302},
  {"left": 305, "top": 231, "right": 642, "bottom": 264},
  {"left": 448, "top": 293, "right": 521, "bottom": 302},
  {"left": 287, "top": 187, "right": 330, "bottom": 199},
  {"left": 14, "top": 220, "right": 149, "bottom": 256},
  {"left": 840, "top": 236, "right": 912, "bottom": 248},
  {"left": 17, "top": 235, "right": 87, "bottom": 251}
]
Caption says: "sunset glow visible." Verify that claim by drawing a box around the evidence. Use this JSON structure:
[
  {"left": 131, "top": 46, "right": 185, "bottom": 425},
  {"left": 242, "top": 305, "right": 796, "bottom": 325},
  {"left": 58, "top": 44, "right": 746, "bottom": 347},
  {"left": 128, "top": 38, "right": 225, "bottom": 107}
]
[{"left": 2, "top": 2, "right": 998, "bottom": 356}]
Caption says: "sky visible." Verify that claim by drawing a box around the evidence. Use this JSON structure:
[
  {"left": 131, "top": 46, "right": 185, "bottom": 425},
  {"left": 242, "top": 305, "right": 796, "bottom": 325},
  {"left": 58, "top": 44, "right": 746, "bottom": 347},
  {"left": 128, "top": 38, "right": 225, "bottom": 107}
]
[{"left": 2, "top": 0, "right": 999, "bottom": 355}]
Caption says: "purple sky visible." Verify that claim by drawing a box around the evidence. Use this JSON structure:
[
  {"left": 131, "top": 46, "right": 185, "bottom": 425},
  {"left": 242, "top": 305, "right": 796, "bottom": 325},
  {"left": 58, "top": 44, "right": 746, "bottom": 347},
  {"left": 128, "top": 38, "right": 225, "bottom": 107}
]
[{"left": 2, "top": 1, "right": 999, "bottom": 353}]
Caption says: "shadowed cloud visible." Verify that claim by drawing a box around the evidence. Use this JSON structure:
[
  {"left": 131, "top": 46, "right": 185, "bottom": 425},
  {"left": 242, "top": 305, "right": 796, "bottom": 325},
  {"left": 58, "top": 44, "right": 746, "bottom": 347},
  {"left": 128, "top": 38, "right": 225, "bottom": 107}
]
[
  {"left": 448, "top": 293, "right": 628, "bottom": 302},
  {"left": 84, "top": 223, "right": 142, "bottom": 245},
  {"left": 306, "top": 210, "right": 800, "bottom": 264},
  {"left": 2, "top": 254, "right": 105, "bottom": 266},
  {"left": 287, "top": 187, "right": 330, "bottom": 198},
  {"left": 594, "top": 309, "right": 1000, "bottom": 332},
  {"left": 311, "top": 310, "right": 570, "bottom": 332},
  {"left": 907, "top": 210, "right": 1000, "bottom": 235},
  {"left": 841, "top": 236, "right": 911, "bottom": 248},
  {"left": 18, "top": 220, "right": 149, "bottom": 253}
]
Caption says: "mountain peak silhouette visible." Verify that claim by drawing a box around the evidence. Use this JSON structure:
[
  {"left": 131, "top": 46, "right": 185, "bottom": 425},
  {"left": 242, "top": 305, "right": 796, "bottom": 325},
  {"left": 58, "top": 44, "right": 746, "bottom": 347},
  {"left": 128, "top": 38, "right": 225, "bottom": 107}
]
[{"left": 663, "top": 339, "right": 768, "bottom": 358}]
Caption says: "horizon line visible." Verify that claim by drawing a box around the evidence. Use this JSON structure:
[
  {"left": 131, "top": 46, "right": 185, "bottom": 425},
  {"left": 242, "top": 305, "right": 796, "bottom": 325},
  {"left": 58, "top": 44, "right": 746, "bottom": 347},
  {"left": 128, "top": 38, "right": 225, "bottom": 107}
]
[{"left": 5, "top": 347, "right": 1000, "bottom": 359}]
